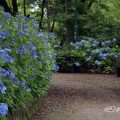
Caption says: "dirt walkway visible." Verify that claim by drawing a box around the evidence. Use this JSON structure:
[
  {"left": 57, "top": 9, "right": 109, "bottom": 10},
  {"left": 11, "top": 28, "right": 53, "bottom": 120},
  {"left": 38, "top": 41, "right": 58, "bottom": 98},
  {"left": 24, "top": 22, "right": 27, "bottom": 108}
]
[{"left": 31, "top": 73, "right": 120, "bottom": 120}]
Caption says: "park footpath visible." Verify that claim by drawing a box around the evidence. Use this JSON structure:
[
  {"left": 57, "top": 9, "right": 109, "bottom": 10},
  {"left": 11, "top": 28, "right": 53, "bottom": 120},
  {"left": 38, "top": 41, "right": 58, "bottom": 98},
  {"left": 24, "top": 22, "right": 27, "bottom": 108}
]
[{"left": 31, "top": 73, "right": 120, "bottom": 120}]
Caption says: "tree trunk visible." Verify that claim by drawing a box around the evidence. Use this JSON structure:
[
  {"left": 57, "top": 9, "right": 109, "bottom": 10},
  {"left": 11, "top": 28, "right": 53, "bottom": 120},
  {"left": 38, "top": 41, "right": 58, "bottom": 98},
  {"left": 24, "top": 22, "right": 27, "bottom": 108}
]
[
  {"left": 0, "top": 0, "right": 12, "bottom": 14},
  {"left": 39, "top": 0, "right": 45, "bottom": 29},
  {"left": 65, "top": 0, "right": 69, "bottom": 42},
  {"left": 65, "top": 20, "right": 74, "bottom": 43},
  {"left": 117, "top": 67, "right": 120, "bottom": 77},
  {"left": 50, "top": 19, "right": 55, "bottom": 32},
  {"left": 23, "top": 0, "right": 26, "bottom": 16},
  {"left": 46, "top": 0, "right": 50, "bottom": 31},
  {"left": 12, "top": 0, "right": 18, "bottom": 15},
  {"left": 65, "top": 0, "right": 74, "bottom": 43}
]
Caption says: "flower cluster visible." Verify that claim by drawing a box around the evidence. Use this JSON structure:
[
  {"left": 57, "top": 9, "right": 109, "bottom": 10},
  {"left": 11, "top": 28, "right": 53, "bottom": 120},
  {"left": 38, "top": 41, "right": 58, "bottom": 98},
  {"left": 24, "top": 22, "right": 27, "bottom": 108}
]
[
  {"left": 0, "top": 103, "right": 8, "bottom": 116},
  {"left": 70, "top": 38, "right": 118, "bottom": 67},
  {"left": 0, "top": 31, "right": 10, "bottom": 40},
  {"left": 0, "top": 11, "right": 56, "bottom": 119},
  {"left": 0, "top": 83, "right": 7, "bottom": 94},
  {"left": 0, "top": 49, "right": 14, "bottom": 63},
  {"left": 46, "top": 32, "right": 57, "bottom": 39},
  {"left": 16, "top": 45, "right": 27, "bottom": 55},
  {"left": 57, "top": 37, "right": 119, "bottom": 73},
  {"left": 0, "top": 67, "right": 30, "bottom": 92}
]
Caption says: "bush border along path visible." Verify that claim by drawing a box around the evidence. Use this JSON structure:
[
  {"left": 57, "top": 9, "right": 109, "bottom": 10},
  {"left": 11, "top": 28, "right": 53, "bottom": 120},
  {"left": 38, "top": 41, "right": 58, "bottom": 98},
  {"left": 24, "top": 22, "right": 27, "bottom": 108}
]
[{"left": 8, "top": 98, "right": 42, "bottom": 120}]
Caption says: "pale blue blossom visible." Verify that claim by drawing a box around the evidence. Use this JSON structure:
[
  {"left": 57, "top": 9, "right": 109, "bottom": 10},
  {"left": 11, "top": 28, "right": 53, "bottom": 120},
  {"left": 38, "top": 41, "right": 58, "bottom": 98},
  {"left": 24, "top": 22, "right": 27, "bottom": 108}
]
[
  {"left": 75, "top": 62, "right": 80, "bottom": 66},
  {"left": 0, "top": 103, "right": 8, "bottom": 116},
  {"left": 95, "top": 60, "right": 101, "bottom": 65},
  {"left": 86, "top": 57, "right": 91, "bottom": 61},
  {"left": 0, "top": 84, "right": 7, "bottom": 94}
]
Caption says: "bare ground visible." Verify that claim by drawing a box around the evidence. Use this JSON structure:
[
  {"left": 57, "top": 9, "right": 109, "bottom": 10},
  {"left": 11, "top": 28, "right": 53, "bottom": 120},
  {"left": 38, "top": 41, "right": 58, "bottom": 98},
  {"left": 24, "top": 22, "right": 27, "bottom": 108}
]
[{"left": 31, "top": 73, "right": 120, "bottom": 120}]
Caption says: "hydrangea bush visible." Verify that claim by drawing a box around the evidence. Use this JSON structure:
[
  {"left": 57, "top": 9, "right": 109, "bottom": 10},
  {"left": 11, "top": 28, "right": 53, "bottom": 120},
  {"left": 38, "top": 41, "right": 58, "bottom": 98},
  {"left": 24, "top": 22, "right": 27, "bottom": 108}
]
[
  {"left": 57, "top": 38, "right": 120, "bottom": 73},
  {"left": 0, "top": 11, "right": 56, "bottom": 119}
]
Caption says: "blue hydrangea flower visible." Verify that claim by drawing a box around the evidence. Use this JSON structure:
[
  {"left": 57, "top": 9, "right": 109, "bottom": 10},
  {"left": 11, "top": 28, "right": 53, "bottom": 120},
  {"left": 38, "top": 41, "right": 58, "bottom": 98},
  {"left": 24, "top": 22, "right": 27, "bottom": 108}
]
[
  {"left": 31, "top": 51, "right": 38, "bottom": 59},
  {"left": 3, "top": 70, "right": 15, "bottom": 78},
  {"left": 95, "top": 60, "right": 101, "bottom": 65},
  {"left": 87, "top": 49, "right": 90, "bottom": 52},
  {"left": 4, "top": 48, "right": 11, "bottom": 52},
  {"left": 92, "top": 43, "right": 97, "bottom": 47},
  {"left": 0, "top": 50, "right": 7, "bottom": 56},
  {"left": 0, "top": 103, "right": 8, "bottom": 116},
  {"left": 75, "top": 46, "right": 79, "bottom": 49},
  {"left": 75, "top": 62, "right": 80, "bottom": 67},
  {"left": 0, "top": 67, "right": 4, "bottom": 74},
  {"left": 4, "top": 71, "right": 10, "bottom": 77},
  {"left": 84, "top": 44, "right": 88, "bottom": 48},
  {"left": 70, "top": 42, "right": 73, "bottom": 45},
  {"left": 22, "top": 26, "right": 29, "bottom": 31},
  {"left": 27, "top": 43, "right": 38, "bottom": 59},
  {"left": 5, "top": 56, "right": 14, "bottom": 63},
  {"left": 86, "top": 57, "right": 91, "bottom": 61},
  {"left": 46, "top": 32, "right": 57, "bottom": 39},
  {"left": 0, "top": 67, "right": 15, "bottom": 79},
  {"left": 54, "top": 45, "right": 61, "bottom": 50},
  {"left": 2, "top": 12, "right": 13, "bottom": 20},
  {"left": 109, "top": 52, "right": 114, "bottom": 56},
  {"left": 53, "top": 64, "right": 59, "bottom": 71},
  {"left": 88, "top": 37, "right": 92, "bottom": 41},
  {"left": 105, "top": 47, "right": 110, "bottom": 51},
  {"left": 0, "top": 67, "right": 30, "bottom": 92},
  {"left": 94, "top": 40, "right": 99, "bottom": 45},
  {"left": 0, "top": 83, "right": 7, "bottom": 94},
  {"left": 80, "top": 39, "right": 85, "bottom": 43},
  {"left": 17, "top": 31, "right": 23, "bottom": 35},
  {"left": 104, "top": 40, "right": 110, "bottom": 44},
  {"left": 99, "top": 53, "right": 107, "bottom": 60},
  {"left": 0, "top": 31, "right": 9, "bottom": 40},
  {"left": 52, "top": 52, "right": 57, "bottom": 57},
  {"left": 113, "top": 38, "right": 116, "bottom": 42},
  {"left": 39, "top": 34, "right": 48, "bottom": 42},
  {"left": 102, "top": 42, "right": 105, "bottom": 46},
  {"left": 92, "top": 40, "right": 99, "bottom": 47},
  {"left": 75, "top": 41, "right": 81, "bottom": 45},
  {"left": 16, "top": 45, "right": 27, "bottom": 55},
  {"left": 0, "top": 49, "right": 14, "bottom": 63},
  {"left": 18, "top": 80, "right": 31, "bottom": 92},
  {"left": 102, "top": 40, "right": 110, "bottom": 46},
  {"left": 92, "top": 49, "right": 101, "bottom": 54}
]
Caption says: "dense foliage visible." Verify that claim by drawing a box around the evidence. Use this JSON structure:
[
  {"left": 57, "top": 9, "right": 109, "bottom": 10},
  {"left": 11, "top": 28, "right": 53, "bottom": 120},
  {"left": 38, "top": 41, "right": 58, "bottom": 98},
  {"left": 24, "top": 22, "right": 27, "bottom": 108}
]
[
  {"left": 57, "top": 38, "right": 120, "bottom": 73},
  {"left": 0, "top": 11, "right": 56, "bottom": 120},
  {"left": 0, "top": 0, "right": 120, "bottom": 46}
]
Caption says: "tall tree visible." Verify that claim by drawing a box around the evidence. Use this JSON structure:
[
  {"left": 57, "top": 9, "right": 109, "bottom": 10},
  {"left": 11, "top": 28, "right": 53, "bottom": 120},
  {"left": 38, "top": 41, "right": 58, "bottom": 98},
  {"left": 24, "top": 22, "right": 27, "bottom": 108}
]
[
  {"left": 39, "top": 0, "right": 45, "bottom": 28},
  {"left": 46, "top": 0, "right": 50, "bottom": 31},
  {"left": 12, "top": 0, "right": 18, "bottom": 15},
  {"left": 23, "top": 0, "right": 26, "bottom": 16},
  {"left": 50, "top": 19, "right": 55, "bottom": 32}
]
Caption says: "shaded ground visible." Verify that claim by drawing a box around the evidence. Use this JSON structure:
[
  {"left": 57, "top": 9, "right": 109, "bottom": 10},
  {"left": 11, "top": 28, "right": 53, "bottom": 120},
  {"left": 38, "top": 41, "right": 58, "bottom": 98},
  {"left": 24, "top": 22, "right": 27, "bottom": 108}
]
[{"left": 31, "top": 73, "right": 120, "bottom": 120}]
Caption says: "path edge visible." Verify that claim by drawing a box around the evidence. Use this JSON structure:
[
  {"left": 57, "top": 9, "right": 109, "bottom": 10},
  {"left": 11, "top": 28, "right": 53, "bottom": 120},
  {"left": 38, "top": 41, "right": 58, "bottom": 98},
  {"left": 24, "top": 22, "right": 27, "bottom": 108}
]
[{"left": 7, "top": 98, "right": 43, "bottom": 120}]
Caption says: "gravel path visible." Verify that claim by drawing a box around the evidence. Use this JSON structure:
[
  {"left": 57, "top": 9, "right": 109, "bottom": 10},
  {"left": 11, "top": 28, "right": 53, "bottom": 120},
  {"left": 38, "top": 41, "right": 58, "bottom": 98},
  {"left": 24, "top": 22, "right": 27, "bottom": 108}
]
[{"left": 31, "top": 73, "right": 120, "bottom": 120}]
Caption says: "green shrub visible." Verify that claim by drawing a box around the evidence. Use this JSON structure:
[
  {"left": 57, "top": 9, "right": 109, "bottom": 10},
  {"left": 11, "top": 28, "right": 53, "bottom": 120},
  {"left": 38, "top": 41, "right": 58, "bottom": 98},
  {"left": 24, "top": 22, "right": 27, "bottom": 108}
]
[
  {"left": 56, "top": 37, "right": 120, "bottom": 73},
  {"left": 0, "top": 11, "right": 56, "bottom": 119}
]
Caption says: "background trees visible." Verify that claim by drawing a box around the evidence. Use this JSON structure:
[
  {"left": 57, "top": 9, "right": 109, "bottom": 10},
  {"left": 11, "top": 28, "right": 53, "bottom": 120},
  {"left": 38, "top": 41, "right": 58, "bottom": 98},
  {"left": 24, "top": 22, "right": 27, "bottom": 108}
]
[{"left": 0, "top": 0, "right": 120, "bottom": 46}]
